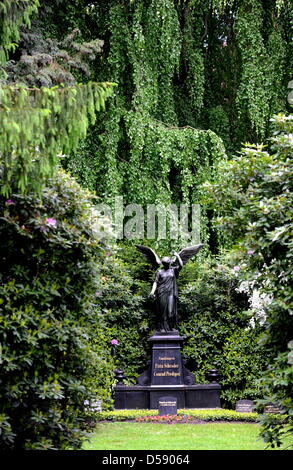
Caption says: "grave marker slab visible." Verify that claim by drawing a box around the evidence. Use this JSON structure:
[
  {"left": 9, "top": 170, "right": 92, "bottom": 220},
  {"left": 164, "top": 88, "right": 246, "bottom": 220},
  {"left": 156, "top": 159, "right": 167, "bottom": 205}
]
[
  {"left": 264, "top": 403, "right": 283, "bottom": 414},
  {"left": 158, "top": 396, "right": 177, "bottom": 415},
  {"left": 236, "top": 400, "right": 255, "bottom": 413}
]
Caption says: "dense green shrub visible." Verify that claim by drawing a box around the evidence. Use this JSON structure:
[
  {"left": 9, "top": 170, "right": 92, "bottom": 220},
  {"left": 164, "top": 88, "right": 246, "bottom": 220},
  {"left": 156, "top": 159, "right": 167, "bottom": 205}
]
[
  {"left": 0, "top": 170, "right": 113, "bottom": 449},
  {"left": 93, "top": 246, "right": 153, "bottom": 382},
  {"left": 257, "top": 348, "right": 293, "bottom": 448},
  {"left": 204, "top": 114, "right": 293, "bottom": 445},
  {"left": 179, "top": 257, "right": 268, "bottom": 407}
]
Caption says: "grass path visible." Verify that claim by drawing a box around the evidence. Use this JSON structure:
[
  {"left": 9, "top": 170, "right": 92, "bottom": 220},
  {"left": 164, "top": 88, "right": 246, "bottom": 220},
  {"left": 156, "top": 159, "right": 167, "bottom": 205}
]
[{"left": 82, "top": 422, "right": 290, "bottom": 451}]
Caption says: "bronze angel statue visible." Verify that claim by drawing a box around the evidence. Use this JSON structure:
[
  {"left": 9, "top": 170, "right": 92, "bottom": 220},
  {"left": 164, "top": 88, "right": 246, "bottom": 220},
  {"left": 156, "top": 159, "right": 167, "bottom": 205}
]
[{"left": 136, "top": 244, "right": 204, "bottom": 332}]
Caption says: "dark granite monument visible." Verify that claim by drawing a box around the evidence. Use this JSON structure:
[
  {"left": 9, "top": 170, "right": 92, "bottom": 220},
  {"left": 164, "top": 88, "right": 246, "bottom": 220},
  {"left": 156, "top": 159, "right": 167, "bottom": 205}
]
[
  {"left": 114, "top": 329, "right": 221, "bottom": 409},
  {"left": 114, "top": 245, "right": 222, "bottom": 410}
]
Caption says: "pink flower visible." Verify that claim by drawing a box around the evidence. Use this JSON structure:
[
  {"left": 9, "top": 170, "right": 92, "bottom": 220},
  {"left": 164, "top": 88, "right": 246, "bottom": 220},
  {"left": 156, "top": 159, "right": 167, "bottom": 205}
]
[
  {"left": 95, "top": 291, "right": 102, "bottom": 297},
  {"left": 105, "top": 251, "right": 110, "bottom": 257},
  {"left": 247, "top": 249, "right": 255, "bottom": 255},
  {"left": 46, "top": 217, "right": 57, "bottom": 227},
  {"left": 233, "top": 266, "right": 241, "bottom": 272},
  {"left": 223, "top": 40, "right": 228, "bottom": 47},
  {"left": 111, "top": 339, "right": 119, "bottom": 345},
  {"left": 5, "top": 199, "right": 14, "bottom": 206}
]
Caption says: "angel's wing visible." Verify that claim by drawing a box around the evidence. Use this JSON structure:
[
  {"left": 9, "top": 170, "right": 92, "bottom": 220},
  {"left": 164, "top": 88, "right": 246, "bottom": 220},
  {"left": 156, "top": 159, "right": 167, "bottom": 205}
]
[
  {"left": 173, "top": 244, "right": 204, "bottom": 266},
  {"left": 136, "top": 245, "right": 161, "bottom": 269}
]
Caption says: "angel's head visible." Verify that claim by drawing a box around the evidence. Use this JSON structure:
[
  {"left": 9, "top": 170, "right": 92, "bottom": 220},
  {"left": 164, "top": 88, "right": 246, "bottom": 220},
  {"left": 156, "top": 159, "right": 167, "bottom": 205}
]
[{"left": 161, "top": 256, "right": 171, "bottom": 269}]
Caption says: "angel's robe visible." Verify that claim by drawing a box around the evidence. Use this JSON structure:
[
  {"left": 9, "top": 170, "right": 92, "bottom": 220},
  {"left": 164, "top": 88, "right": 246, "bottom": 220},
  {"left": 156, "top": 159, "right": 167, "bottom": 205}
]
[
  {"left": 154, "top": 265, "right": 182, "bottom": 331},
  {"left": 155, "top": 265, "right": 181, "bottom": 298}
]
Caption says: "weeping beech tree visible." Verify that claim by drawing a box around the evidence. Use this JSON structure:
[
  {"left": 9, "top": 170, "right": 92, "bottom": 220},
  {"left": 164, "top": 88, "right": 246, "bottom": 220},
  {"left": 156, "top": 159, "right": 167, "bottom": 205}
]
[{"left": 58, "top": 0, "right": 292, "bottom": 209}]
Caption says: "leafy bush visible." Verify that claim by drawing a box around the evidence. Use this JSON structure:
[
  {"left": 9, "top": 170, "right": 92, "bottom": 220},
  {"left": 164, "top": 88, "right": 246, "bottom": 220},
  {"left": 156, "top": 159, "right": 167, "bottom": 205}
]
[
  {"left": 135, "top": 415, "right": 195, "bottom": 423},
  {"left": 179, "top": 257, "right": 268, "bottom": 407},
  {"left": 0, "top": 170, "right": 113, "bottom": 449},
  {"left": 203, "top": 114, "right": 293, "bottom": 446},
  {"left": 92, "top": 246, "right": 151, "bottom": 383}
]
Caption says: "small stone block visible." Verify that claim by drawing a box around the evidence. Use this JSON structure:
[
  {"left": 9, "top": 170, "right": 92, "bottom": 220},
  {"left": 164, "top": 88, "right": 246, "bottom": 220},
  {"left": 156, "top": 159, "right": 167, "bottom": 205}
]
[
  {"left": 158, "top": 396, "right": 177, "bottom": 415},
  {"left": 236, "top": 399, "right": 255, "bottom": 413},
  {"left": 264, "top": 403, "right": 283, "bottom": 414}
]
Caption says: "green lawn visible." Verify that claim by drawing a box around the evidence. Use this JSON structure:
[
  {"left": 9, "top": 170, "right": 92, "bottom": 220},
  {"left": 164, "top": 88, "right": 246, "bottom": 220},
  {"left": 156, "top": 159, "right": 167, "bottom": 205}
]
[{"left": 82, "top": 422, "right": 291, "bottom": 451}]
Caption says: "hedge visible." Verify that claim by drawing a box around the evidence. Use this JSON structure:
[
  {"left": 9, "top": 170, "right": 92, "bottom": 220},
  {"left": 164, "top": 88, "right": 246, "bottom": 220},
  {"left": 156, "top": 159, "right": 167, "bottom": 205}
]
[{"left": 95, "top": 409, "right": 262, "bottom": 423}]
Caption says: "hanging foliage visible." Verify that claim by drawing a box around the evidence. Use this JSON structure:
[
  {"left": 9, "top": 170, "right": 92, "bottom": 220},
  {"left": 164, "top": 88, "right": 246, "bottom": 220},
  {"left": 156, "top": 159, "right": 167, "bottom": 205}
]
[
  {"left": 180, "top": 4, "right": 205, "bottom": 119},
  {"left": 63, "top": 0, "right": 291, "bottom": 211},
  {"left": 0, "top": 0, "right": 39, "bottom": 64},
  {"left": 235, "top": 0, "right": 287, "bottom": 139},
  {"left": 122, "top": 113, "right": 226, "bottom": 206},
  {"left": 68, "top": 0, "right": 225, "bottom": 210},
  {"left": 0, "top": 81, "right": 116, "bottom": 196}
]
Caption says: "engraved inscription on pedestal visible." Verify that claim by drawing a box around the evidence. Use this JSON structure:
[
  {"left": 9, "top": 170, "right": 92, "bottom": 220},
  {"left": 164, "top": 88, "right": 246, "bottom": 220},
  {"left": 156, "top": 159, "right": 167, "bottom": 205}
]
[{"left": 151, "top": 347, "right": 183, "bottom": 385}]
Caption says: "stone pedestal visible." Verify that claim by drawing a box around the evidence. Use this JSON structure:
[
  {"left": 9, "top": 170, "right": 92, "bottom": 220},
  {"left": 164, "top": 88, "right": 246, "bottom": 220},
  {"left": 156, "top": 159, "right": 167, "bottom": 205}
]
[
  {"left": 150, "top": 332, "right": 184, "bottom": 386},
  {"left": 114, "top": 330, "right": 221, "bottom": 410}
]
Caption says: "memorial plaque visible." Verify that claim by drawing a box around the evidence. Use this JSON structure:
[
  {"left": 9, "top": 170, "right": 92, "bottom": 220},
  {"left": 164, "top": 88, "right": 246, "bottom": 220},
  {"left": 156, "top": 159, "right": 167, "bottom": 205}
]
[
  {"left": 264, "top": 403, "right": 282, "bottom": 414},
  {"left": 158, "top": 396, "right": 177, "bottom": 416},
  {"left": 236, "top": 399, "right": 255, "bottom": 413}
]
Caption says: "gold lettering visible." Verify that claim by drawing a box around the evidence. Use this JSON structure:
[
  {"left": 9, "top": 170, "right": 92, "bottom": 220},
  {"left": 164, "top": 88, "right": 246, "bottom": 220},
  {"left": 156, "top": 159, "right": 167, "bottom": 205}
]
[
  {"left": 154, "top": 363, "right": 179, "bottom": 369},
  {"left": 153, "top": 371, "right": 180, "bottom": 377},
  {"left": 166, "top": 371, "right": 180, "bottom": 376}
]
